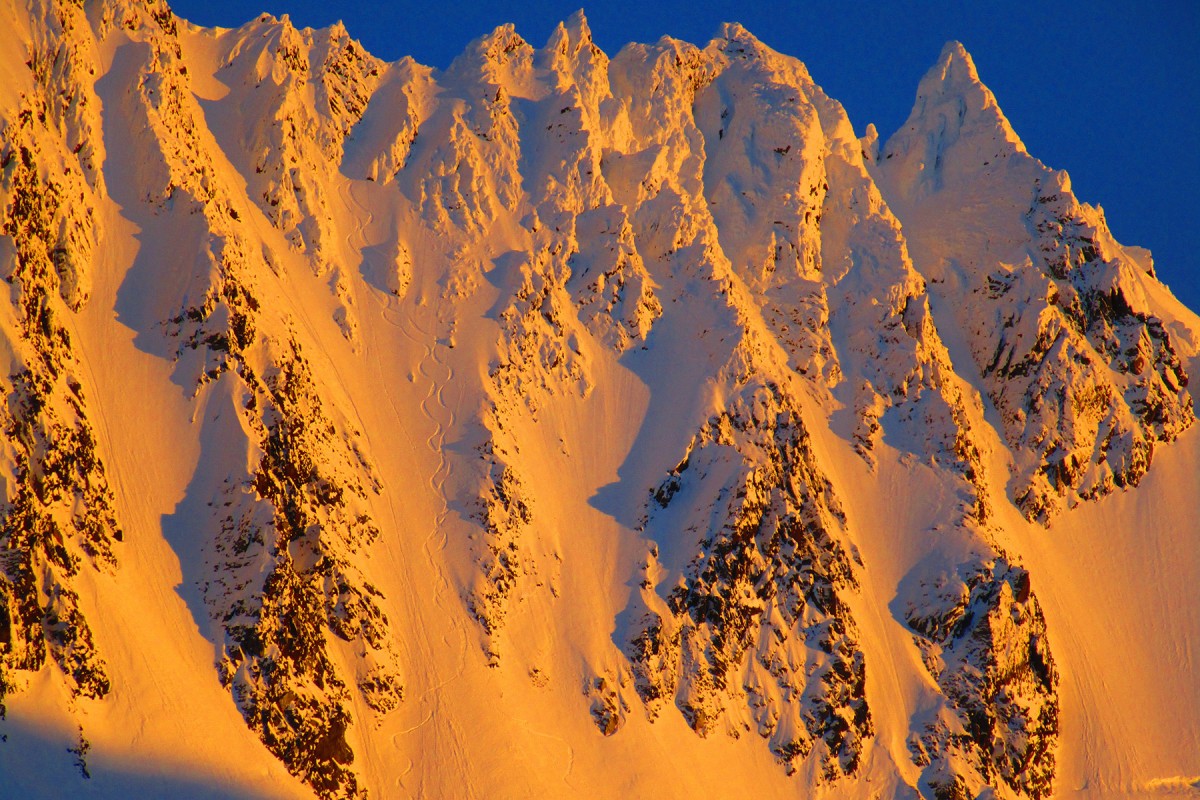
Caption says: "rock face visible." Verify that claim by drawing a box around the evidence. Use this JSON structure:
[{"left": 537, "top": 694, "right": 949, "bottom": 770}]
[
  {"left": 902, "top": 556, "right": 1058, "bottom": 800},
  {"left": 631, "top": 378, "right": 870, "bottom": 777},
  {"left": 0, "top": 2, "right": 403, "bottom": 795},
  {"left": 139, "top": 21, "right": 398, "bottom": 800},
  {"left": 0, "top": 0, "right": 117, "bottom": 719},
  {"left": 0, "top": 5, "right": 1195, "bottom": 800},
  {"left": 872, "top": 42, "right": 1193, "bottom": 524}
]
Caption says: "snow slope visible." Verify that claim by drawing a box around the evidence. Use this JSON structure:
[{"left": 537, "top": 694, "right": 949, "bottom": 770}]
[{"left": 0, "top": 3, "right": 1196, "bottom": 799}]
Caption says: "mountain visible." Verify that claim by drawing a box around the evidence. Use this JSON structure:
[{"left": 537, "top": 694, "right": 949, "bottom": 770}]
[{"left": 1, "top": 3, "right": 1197, "bottom": 798}]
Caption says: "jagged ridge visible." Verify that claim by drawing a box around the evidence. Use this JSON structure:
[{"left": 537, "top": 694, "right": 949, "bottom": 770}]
[{"left": 0, "top": 5, "right": 1194, "bottom": 799}]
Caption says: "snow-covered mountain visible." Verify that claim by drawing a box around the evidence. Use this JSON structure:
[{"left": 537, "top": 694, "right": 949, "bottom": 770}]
[{"left": 1, "top": 2, "right": 1197, "bottom": 798}]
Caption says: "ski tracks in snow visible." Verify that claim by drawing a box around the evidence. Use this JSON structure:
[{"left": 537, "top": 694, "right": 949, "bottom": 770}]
[
  {"left": 387, "top": 293, "right": 469, "bottom": 675},
  {"left": 522, "top": 721, "right": 577, "bottom": 790},
  {"left": 376, "top": 266, "right": 478, "bottom": 797},
  {"left": 340, "top": 182, "right": 475, "bottom": 794},
  {"left": 340, "top": 176, "right": 374, "bottom": 256}
]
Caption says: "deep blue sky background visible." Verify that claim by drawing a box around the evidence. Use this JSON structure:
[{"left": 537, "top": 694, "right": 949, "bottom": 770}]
[{"left": 170, "top": 0, "right": 1200, "bottom": 310}]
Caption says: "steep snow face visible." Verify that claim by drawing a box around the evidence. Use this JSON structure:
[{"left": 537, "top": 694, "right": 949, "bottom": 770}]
[
  {"left": 873, "top": 42, "right": 1194, "bottom": 524},
  {"left": 0, "top": 0, "right": 118, "bottom": 723},
  {"left": 1, "top": 5, "right": 1197, "bottom": 800},
  {"left": 180, "top": 13, "right": 384, "bottom": 344}
]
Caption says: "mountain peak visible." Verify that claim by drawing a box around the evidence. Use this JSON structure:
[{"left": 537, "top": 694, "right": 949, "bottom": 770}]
[
  {"left": 477, "top": 23, "right": 530, "bottom": 56},
  {"left": 712, "top": 21, "right": 767, "bottom": 57},
  {"left": 878, "top": 40, "right": 1025, "bottom": 199},
  {"left": 445, "top": 23, "right": 534, "bottom": 86},
  {"left": 716, "top": 21, "right": 757, "bottom": 43},
  {"left": 2, "top": 8, "right": 1197, "bottom": 800},
  {"left": 934, "top": 40, "right": 977, "bottom": 80},
  {"left": 544, "top": 8, "right": 596, "bottom": 59},
  {"left": 327, "top": 19, "right": 350, "bottom": 39},
  {"left": 541, "top": 8, "right": 609, "bottom": 104},
  {"left": 564, "top": 8, "right": 592, "bottom": 40},
  {"left": 707, "top": 22, "right": 816, "bottom": 89},
  {"left": 917, "top": 41, "right": 1013, "bottom": 127},
  {"left": 915, "top": 40, "right": 1021, "bottom": 146}
]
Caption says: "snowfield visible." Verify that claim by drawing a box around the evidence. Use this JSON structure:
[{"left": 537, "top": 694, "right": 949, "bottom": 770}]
[{"left": 0, "top": 2, "right": 1196, "bottom": 798}]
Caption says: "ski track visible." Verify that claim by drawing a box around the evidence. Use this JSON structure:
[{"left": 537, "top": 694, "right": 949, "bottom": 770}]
[
  {"left": 341, "top": 176, "right": 478, "bottom": 795},
  {"left": 378, "top": 275, "right": 475, "bottom": 798}
]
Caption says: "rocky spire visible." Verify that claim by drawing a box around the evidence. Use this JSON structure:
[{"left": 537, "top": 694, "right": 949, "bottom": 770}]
[
  {"left": 881, "top": 41, "right": 1026, "bottom": 200},
  {"left": 873, "top": 41, "right": 1195, "bottom": 524}
]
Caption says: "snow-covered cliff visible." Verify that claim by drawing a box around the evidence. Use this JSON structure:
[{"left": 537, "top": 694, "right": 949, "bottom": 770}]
[{"left": 1, "top": 4, "right": 1197, "bottom": 799}]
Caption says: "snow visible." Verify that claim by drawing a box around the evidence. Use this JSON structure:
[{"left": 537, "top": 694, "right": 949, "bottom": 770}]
[{"left": 1, "top": 3, "right": 1197, "bottom": 798}]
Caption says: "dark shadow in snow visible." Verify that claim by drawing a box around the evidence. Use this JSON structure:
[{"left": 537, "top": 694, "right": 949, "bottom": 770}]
[
  {"left": 479, "top": 250, "right": 533, "bottom": 322},
  {"left": 97, "top": 41, "right": 224, "bottom": 394},
  {"left": 341, "top": 66, "right": 421, "bottom": 182},
  {"left": 585, "top": 298, "right": 747, "bottom": 675},
  {"left": 609, "top": 569, "right": 655, "bottom": 669},
  {"left": 158, "top": 379, "right": 250, "bottom": 659},
  {"left": 0, "top": 714, "right": 285, "bottom": 800},
  {"left": 586, "top": 309, "right": 728, "bottom": 534},
  {"left": 359, "top": 236, "right": 400, "bottom": 296},
  {"left": 96, "top": 42, "right": 239, "bottom": 667}
]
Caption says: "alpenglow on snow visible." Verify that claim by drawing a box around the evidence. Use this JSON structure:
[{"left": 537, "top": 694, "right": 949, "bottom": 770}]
[{"left": 1, "top": 2, "right": 1197, "bottom": 799}]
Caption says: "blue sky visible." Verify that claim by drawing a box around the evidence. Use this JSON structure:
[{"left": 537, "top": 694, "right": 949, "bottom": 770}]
[{"left": 169, "top": 0, "right": 1200, "bottom": 310}]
